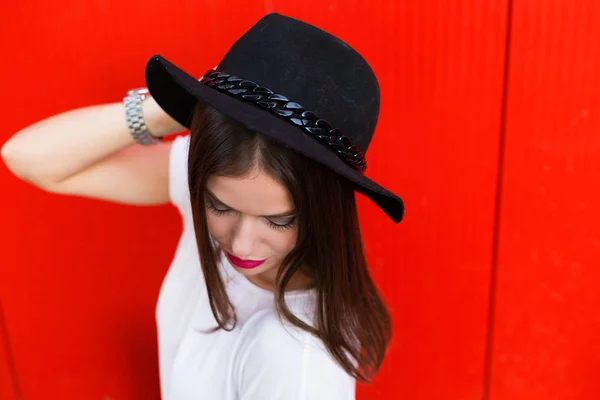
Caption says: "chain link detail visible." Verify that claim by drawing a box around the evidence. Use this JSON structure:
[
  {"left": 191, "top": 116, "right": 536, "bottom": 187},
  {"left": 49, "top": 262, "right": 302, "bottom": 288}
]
[{"left": 200, "top": 70, "right": 367, "bottom": 173}]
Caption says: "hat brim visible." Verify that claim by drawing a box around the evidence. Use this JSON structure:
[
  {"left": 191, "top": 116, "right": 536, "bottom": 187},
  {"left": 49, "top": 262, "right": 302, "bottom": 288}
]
[{"left": 145, "top": 54, "right": 405, "bottom": 223}]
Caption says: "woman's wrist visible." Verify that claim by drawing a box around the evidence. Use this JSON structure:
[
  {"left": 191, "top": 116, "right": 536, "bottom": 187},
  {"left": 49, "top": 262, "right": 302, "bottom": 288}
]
[{"left": 142, "top": 95, "right": 187, "bottom": 138}]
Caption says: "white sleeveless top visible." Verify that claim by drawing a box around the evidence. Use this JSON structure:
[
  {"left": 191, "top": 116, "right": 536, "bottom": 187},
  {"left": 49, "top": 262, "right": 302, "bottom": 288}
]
[{"left": 155, "top": 134, "right": 356, "bottom": 399}]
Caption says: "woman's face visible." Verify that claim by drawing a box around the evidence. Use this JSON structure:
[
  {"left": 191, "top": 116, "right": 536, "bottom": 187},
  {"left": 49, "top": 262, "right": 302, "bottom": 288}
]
[{"left": 204, "top": 169, "right": 304, "bottom": 291}]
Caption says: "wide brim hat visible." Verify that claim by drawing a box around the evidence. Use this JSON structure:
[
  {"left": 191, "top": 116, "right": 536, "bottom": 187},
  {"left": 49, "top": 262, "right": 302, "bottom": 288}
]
[{"left": 145, "top": 13, "right": 405, "bottom": 223}]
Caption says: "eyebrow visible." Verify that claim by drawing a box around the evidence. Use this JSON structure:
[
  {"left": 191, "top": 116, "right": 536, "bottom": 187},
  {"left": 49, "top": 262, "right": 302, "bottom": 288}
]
[{"left": 205, "top": 190, "right": 297, "bottom": 219}]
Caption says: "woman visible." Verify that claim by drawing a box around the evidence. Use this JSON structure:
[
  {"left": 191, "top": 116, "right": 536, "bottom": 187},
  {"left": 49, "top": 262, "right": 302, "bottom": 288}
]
[{"left": 2, "top": 13, "right": 405, "bottom": 399}]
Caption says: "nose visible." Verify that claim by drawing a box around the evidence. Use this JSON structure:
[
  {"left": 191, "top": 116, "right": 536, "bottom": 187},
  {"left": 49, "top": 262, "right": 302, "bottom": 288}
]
[{"left": 230, "top": 216, "right": 258, "bottom": 260}]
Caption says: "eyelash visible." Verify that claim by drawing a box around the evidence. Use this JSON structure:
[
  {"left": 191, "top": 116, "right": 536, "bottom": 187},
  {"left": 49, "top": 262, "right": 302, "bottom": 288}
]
[{"left": 206, "top": 201, "right": 296, "bottom": 231}]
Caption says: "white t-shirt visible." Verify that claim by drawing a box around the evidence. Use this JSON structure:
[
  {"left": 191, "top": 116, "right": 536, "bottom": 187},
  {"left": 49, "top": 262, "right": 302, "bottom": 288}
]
[{"left": 155, "top": 134, "right": 356, "bottom": 399}]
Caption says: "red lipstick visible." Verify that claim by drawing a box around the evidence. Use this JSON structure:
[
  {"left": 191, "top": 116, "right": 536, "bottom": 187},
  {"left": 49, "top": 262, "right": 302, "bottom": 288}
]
[{"left": 225, "top": 251, "right": 266, "bottom": 269}]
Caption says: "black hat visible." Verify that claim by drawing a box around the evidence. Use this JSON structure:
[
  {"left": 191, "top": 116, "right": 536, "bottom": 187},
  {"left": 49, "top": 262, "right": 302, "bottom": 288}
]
[{"left": 145, "top": 13, "right": 405, "bottom": 223}]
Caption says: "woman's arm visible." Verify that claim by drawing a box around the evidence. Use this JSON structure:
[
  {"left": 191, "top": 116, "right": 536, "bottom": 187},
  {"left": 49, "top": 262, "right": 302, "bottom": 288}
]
[{"left": 1, "top": 96, "right": 185, "bottom": 205}]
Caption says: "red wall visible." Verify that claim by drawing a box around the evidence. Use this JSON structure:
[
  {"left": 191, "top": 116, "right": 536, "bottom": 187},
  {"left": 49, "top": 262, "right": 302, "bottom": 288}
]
[
  {"left": 489, "top": 1, "right": 600, "bottom": 398},
  {"left": 0, "top": 1, "right": 598, "bottom": 399}
]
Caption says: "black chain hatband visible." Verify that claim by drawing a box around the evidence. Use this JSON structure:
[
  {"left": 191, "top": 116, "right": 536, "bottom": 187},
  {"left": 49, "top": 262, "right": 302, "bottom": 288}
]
[{"left": 200, "top": 70, "right": 367, "bottom": 173}]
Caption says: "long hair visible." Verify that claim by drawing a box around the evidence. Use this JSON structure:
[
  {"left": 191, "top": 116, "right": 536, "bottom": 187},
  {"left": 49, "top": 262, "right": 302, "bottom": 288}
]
[{"left": 186, "top": 100, "right": 392, "bottom": 383}]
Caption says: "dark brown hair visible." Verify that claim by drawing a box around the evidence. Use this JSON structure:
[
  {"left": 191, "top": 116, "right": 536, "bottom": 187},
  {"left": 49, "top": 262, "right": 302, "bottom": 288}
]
[{"left": 187, "top": 100, "right": 392, "bottom": 383}]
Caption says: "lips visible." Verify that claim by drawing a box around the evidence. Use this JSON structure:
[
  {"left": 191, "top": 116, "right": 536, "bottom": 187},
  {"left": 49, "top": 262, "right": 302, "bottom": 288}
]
[{"left": 225, "top": 251, "right": 267, "bottom": 269}]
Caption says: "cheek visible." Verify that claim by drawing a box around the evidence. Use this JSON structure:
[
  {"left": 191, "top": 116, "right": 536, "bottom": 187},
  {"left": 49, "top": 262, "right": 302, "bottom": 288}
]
[
  {"left": 265, "top": 228, "right": 298, "bottom": 256},
  {"left": 205, "top": 213, "right": 229, "bottom": 241}
]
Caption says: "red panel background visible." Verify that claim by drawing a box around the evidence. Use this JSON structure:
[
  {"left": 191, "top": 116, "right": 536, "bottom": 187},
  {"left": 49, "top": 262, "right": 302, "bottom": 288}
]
[
  {"left": 489, "top": 1, "right": 600, "bottom": 398},
  {"left": 0, "top": 0, "right": 506, "bottom": 399}
]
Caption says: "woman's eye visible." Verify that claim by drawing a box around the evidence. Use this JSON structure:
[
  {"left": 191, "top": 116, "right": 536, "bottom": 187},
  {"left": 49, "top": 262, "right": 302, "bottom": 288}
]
[
  {"left": 266, "top": 217, "right": 296, "bottom": 231},
  {"left": 207, "top": 202, "right": 233, "bottom": 216},
  {"left": 206, "top": 199, "right": 295, "bottom": 231}
]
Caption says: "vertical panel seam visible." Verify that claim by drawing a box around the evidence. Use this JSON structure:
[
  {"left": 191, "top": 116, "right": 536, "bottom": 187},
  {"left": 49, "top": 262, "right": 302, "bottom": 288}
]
[
  {"left": 0, "top": 298, "right": 22, "bottom": 400},
  {"left": 483, "top": 0, "right": 514, "bottom": 399}
]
